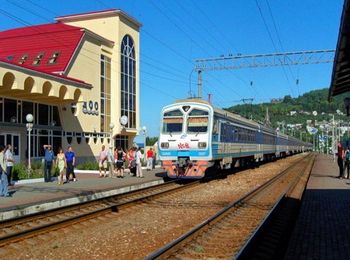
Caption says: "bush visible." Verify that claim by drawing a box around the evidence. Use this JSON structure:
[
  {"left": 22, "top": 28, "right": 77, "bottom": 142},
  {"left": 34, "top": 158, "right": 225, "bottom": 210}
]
[
  {"left": 76, "top": 161, "right": 99, "bottom": 170},
  {"left": 12, "top": 160, "right": 59, "bottom": 180}
]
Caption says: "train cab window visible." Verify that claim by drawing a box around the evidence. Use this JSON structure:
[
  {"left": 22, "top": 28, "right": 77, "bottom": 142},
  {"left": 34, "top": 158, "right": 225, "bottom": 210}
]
[
  {"left": 162, "top": 109, "right": 183, "bottom": 134},
  {"left": 164, "top": 109, "right": 183, "bottom": 117},
  {"left": 188, "top": 109, "right": 208, "bottom": 116},
  {"left": 187, "top": 109, "right": 208, "bottom": 133}
]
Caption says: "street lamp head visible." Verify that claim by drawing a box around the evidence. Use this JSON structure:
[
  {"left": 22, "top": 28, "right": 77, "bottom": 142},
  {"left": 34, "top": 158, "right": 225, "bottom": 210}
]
[
  {"left": 142, "top": 126, "right": 147, "bottom": 132},
  {"left": 26, "top": 113, "right": 33, "bottom": 123},
  {"left": 109, "top": 122, "right": 115, "bottom": 130}
]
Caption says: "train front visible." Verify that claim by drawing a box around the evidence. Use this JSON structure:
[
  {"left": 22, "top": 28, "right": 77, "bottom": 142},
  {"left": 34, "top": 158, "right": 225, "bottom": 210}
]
[{"left": 158, "top": 101, "right": 213, "bottom": 178}]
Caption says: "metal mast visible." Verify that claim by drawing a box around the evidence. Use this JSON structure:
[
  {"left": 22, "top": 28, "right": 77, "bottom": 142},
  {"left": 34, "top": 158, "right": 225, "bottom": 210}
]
[{"left": 194, "top": 49, "right": 335, "bottom": 97}]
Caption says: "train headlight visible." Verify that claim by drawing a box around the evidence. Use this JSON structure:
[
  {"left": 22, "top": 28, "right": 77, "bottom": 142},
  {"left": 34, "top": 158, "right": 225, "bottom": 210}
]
[
  {"left": 161, "top": 142, "right": 169, "bottom": 149},
  {"left": 198, "top": 142, "right": 207, "bottom": 149}
]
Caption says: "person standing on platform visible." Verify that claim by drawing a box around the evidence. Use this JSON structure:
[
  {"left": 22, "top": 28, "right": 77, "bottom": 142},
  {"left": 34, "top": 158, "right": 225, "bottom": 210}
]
[
  {"left": 345, "top": 146, "right": 350, "bottom": 179},
  {"left": 115, "top": 146, "right": 126, "bottom": 178},
  {"left": 43, "top": 144, "right": 55, "bottom": 182},
  {"left": 127, "top": 147, "right": 136, "bottom": 176},
  {"left": 65, "top": 146, "right": 77, "bottom": 182},
  {"left": 98, "top": 145, "right": 108, "bottom": 178},
  {"left": 56, "top": 148, "right": 66, "bottom": 185},
  {"left": 135, "top": 147, "right": 144, "bottom": 178},
  {"left": 4, "top": 144, "right": 15, "bottom": 186},
  {"left": 107, "top": 146, "right": 114, "bottom": 178},
  {"left": 337, "top": 142, "right": 345, "bottom": 179},
  {"left": 146, "top": 148, "right": 154, "bottom": 171},
  {"left": 0, "top": 145, "right": 10, "bottom": 197},
  {"left": 153, "top": 152, "right": 157, "bottom": 169}
]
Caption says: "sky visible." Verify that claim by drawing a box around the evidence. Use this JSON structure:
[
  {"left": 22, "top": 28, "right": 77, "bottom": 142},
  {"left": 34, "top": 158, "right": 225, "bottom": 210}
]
[{"left": 0, "top": 0, "right": 345, "bottom": 139}]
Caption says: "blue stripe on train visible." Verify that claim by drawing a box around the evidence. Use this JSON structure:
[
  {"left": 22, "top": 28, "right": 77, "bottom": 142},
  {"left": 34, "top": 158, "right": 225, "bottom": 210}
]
[
  {"left": 159, "top": 149, "right": 210, "bottom": 157},
  {"left": 211, "top": 150, "right": 277, "bottom": 159}
]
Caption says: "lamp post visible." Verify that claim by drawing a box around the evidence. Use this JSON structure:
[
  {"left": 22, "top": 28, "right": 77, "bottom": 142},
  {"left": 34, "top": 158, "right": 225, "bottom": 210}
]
[
  {"left": 141, "top": 126, "right": 147, "bottom": 149},
  {"left": 109, "top": 122, "right": 114, "bottom": 178},
  {"left": 26, "top": 114, "right": 33, "bottom": 173}
]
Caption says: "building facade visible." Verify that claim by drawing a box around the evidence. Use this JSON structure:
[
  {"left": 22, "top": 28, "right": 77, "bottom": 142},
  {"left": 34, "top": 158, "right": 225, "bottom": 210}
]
[{"left": 0, "top": 9, "right": 141, "bottom": 162}]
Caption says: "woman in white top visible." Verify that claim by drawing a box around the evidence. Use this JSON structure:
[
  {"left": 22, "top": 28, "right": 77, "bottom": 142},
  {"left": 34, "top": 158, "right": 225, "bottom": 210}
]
[
  {"left": 135, "top": 147, "right": 143, "bottom": 178},
  {"left": 0, "top": 145, "right": 10, "bottom": 197},
  {"left": 4, "top": 144, "right": 15, "bottom": 186}
]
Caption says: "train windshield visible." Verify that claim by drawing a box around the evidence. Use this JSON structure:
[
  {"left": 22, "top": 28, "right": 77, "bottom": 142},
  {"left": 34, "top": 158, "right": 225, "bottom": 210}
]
[
  {"left": 187, "top": 109, "right": 208, "bottom": 133},
  {"left": 162, "top": 109, "right": 183, "bottom": 134}
]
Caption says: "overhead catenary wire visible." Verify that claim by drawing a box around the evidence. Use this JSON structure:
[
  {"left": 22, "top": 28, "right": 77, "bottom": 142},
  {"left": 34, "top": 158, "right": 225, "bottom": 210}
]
[
  {"left": 178, "top": 0, "right": 261, "bottom": 101},
  {"left": 5, "top": 0, "right": 243, "bottom": 104},
  {"left": 147, "top": 0, "right": 244, "bottom": 102},
  {"left": 264, "top": 0, "right": 299, "bottom": 96},
  {"left": 0, "top": 4, "right": 194, "bottom": 98},
  {"left": 254, "top": 0, "right": 295, "bottom": 97}
]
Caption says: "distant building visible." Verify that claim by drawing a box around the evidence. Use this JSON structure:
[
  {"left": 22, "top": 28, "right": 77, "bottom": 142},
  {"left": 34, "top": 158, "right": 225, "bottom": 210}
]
[
  {"left": 270, "top": 98, "right": 283, "bottom": 104},
  {"left": 0, "top": 9, "right": 142, "bottom": 162}
]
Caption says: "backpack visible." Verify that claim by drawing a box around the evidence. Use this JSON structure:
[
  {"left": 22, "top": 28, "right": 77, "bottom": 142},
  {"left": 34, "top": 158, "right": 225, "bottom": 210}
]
[{"left": 346, "top": 150, "right": 350, "bottom": 161}]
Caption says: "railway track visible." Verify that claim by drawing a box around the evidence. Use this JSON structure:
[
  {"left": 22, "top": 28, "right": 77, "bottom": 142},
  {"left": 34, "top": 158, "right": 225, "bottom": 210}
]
[
  {"left": 146, "top": 153, "right": 315, "bottom": 259},
  {"left": 0, "top": 179, "right": 201, "bottom": 248}
]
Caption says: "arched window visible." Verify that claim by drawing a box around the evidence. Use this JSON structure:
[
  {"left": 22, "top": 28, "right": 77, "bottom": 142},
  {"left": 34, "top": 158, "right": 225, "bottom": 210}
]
[{"left": 121, "top": 35, "right": 136, "bottom": 128}]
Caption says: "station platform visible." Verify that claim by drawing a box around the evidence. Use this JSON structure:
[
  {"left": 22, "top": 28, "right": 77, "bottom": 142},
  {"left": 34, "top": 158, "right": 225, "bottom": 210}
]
[
  {"left": 285, "top": 154, "right": 350, "bottom": 259},
  {"left": 0, "top": 168, "right": 167, "bottom": 221}
]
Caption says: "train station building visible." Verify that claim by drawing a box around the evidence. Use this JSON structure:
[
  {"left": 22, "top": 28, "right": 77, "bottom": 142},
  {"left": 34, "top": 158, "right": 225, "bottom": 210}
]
[{"left": 0, "top": 9, "right": 141, "bottom": 162}]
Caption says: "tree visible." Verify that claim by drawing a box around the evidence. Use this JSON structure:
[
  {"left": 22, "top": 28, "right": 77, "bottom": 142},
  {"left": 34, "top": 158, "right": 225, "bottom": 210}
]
[{"left": 146, "top": 136, "right": 158, "bottom": 146}]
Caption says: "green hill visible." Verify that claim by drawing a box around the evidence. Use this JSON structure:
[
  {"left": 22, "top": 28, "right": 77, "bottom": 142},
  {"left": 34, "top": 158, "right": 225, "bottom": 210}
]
[{"left": 225, "top": 88, "right": 348, "bottom": 130}]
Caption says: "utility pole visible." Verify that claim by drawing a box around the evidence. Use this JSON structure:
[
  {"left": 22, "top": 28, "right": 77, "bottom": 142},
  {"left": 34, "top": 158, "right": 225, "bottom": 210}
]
[{"left": 198, "top": 70, "right": 202, "bottom": 98}]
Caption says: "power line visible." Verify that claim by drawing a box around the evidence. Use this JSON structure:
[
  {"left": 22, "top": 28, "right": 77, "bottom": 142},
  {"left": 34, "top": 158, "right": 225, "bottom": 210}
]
[
  {"left": 254, "top": 0, "right": 295, "bottom": 97},
  {"left": 147, "top": 0, "right": 244, "bottom": 101},
  {"left": 10, "top": 0, "right": 243, "bottom": 104},
  {"left": 0, "top": 7, "right": 185, "bottom": 100},
  {"left": 265, "top": 0, "right": 298, "bottom": 95},
  {"left": 178, "top": 0, "right": 259, "bottom": 99}
]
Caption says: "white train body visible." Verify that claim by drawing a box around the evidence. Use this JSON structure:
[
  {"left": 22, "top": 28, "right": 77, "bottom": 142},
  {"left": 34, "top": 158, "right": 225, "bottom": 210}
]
[{"left": 158, "top": 99, "right": 311, "bottom": 178}]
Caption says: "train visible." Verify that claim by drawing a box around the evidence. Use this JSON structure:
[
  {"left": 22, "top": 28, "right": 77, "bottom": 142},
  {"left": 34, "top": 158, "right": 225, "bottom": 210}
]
[{"left": 158, "top": 99, "right": 312, "bottom": 178}]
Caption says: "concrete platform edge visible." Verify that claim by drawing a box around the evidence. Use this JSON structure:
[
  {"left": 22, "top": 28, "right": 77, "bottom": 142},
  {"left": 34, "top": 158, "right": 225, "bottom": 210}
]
[{"left": 0, "top": 179, "right": 165, "bottom": 222}]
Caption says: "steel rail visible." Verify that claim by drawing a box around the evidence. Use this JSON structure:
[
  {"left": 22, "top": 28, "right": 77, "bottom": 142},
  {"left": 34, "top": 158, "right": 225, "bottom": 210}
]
[
  {"left": 146, "top": 154, "right": 312, "bottom": 259},
  {"left": 0, "top": 180, "right": 201, "bottom": 247},
  {"left": 234, "top": 154, "right": 314, "bottom": 259}
]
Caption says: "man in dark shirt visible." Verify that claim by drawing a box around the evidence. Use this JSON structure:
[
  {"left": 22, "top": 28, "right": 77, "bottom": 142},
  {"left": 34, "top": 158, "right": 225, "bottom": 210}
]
[
  {"left": 337, "top": 142, "right": 345, "bottom": 179},
  {"left": 65, "top": 146, "right": 76, "bottom": 182},
  {"left": 43, "top": 145, "right": 55, "bottom": 182}
]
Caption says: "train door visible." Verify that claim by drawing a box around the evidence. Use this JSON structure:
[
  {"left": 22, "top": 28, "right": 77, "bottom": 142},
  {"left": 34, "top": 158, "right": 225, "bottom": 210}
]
[{"left": 0, "top": 133, "right": 20, "bottom": 162}]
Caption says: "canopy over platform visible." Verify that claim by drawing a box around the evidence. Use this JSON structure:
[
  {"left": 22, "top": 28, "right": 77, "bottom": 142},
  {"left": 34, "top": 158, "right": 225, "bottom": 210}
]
[{"left": 329, "top": 0, "right": 350, "bottom": 99}]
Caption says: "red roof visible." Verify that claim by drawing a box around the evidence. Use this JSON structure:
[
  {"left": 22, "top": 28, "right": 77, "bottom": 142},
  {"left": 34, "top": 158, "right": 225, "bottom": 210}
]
[
  {"left": 0, "top": 58, "right": 91, "bottom": 87},
  {"left": 0, "top": 23, "right": 84, "bottom": 74}
]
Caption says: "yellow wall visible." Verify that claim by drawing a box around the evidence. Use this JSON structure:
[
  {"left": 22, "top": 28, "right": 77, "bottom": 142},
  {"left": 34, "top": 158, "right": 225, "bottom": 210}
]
[
  {"left": 62, "top": 12, "right": 141, "bottom": 138},
  {"left": 0, "top": 10, "right": 141, "bottom": 161}
]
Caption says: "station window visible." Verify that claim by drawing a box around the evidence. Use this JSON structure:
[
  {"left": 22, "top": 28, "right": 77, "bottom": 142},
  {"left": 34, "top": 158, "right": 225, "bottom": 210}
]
[
  {"left": 121, "top": 35, "right": 136, "bottom": 128},
  {"left": 33, "top": 53, "right": 44, "bottom": 65},
  {"left": 18, "top": 54, "right": 28, "bottom": 65},
  {"left": 7, "top": 55, "right": 14, "bottom": 61},
  {"left": 48, "top": 52, "right": 59, "bottom": 64},
  {"left": 115, "top": 135, "right": 129, "bottom": 151},
  {"left": 4, "top": 99, "right": 17, "bottom": 123},
  {"left": 100, "top": 55, "right": 111, "bottom": 132}
]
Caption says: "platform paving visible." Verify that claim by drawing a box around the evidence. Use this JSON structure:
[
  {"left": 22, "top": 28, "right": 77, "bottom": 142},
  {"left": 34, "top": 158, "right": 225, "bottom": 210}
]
[
  {"left": 0, "top": 168, "right": 168, "bottom": 221},
  {"left": 285, "top": 154, "right": 350, "bottom": 259}
]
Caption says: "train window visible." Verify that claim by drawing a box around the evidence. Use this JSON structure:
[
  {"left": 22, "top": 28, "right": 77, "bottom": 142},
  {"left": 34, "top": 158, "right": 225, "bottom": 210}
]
[
  {"left": 189, "top": 109, "right": 208, "bottom": 116},
  {"left": 162, "top": 117, "right": 183, "bottom": 133},
  {"left": 164, "top": 109, "right": 183, "bottom": 117},
  {"left": 187, "top": 117, "right": 208, "bottom": 133},
  {"left": 220, "top": 123, "right": 234, "bottom": 142},
  {"left": 213, "top": 120, "right": 218, "bottom": 134}
]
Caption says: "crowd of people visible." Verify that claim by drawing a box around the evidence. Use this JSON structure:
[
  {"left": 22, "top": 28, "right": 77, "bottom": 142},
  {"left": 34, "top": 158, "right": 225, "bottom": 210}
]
[
  {"left": 98, "top": 145, "right": 156, "bottom": 179},
  {"left": 0, "top": 143, "right": 157, "bottom": 198}
]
